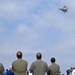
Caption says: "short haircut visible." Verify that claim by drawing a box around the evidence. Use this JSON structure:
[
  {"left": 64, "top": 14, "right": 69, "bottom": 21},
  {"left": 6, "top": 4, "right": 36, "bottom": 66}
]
[
  {"left": 36, "top": 52, "right": 42, "bottom": 59},
  {"left": 51, "top": 57, "right": 55, "bottom": 63},
  {"left": 16, "top": 51, "right": 22, "bottom": 58}
]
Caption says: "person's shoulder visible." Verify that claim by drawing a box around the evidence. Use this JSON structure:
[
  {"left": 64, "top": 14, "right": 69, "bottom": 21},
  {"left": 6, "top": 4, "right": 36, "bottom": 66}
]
[
  {"left": 12, "top": 60, "right": 17, "bottom": 64},
  {"left": 55, "top": 63, "right": 60, "bottom": 67},
  {"left": 55, "top": 63, "right": 60, "bottom": 66},
  {"left": 31, "top": 60, "right": 37, "bottom": 65},
  {"left": 32, "top": 60, "right": 37, "bottom": 63},
  {"left": 0, "top": 63, "right": 3, "bottom": 65},
  {"left": 0, "top": 63, "right": 4, "bottom": 66},
  {"left": 39, "top": 60, "right": 48, "bottom": 66},
  {"left": 20, "top": 59, "right": 28, "bottom": 65},
  {"left": 7, "top": 70, "right": 14, "bottom": 75},
  {"left": 13, "top": 59, "right": 17, "bottom": 62},
  {"left": 41, "top": 60, "right": 47, "bottom": 64},
  {"left": 22, "top": 59, "right": 28, "bottom": 63}
]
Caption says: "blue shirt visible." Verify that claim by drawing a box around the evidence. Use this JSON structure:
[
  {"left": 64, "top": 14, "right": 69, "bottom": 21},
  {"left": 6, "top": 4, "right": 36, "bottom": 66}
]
[{"left": 7, "top": 70, "right": 14, "bottom": 75}]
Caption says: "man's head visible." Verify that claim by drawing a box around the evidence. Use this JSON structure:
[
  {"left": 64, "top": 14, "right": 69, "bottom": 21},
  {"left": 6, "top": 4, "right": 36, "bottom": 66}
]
[
  {"left": 16, "top": 51, "right": 22, "bottom": 59},
  {"left": 36, "top": 52, "right": 42, "bottom": 60},
  {"left": 9, "top": 66, "right": 12, "bottom": 70},
  {"left": 6, "top": 69, "right": 8, "bottom": 71},
  {"left": 51, "top": 57, "right": 56, "bottom": 63}
]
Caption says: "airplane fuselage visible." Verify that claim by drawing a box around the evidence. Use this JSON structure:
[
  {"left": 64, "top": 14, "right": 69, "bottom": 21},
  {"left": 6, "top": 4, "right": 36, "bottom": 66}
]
[{"left": 59, "top": 8, "right": 68, "bottom": 13}]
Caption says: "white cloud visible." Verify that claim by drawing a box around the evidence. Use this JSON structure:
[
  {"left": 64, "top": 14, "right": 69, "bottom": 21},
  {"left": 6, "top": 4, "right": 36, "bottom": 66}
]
[
  {"left": 0, "top": 0, "right": 42, "bottom": 21},
  {"left": 0, "top": 1, "right": 75, "bottom": 73},
  {"left": 0, "top": 0, "right": 75, "bottom": 56}
]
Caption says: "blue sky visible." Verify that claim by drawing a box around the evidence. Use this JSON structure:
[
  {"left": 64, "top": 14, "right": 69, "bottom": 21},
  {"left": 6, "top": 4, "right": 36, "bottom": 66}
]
[{"left": 0, "top": 0, "right": 75, "bottom": 74}]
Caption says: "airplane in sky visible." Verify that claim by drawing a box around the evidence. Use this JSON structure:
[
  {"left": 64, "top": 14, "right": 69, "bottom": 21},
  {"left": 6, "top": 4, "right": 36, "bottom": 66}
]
[{"left": 58, "top": 6, "right": 68, "bottom": 13}]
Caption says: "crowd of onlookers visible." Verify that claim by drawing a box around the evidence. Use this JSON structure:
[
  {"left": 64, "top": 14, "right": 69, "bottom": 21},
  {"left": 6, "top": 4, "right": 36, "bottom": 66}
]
[
  {"left": 0, "top": 51, "right": 75, "bottom": 75},
  {"left": 66, "top": 67, "right": 75, "bottom": 75},
  {"left": 4, "top": 66, "right": 14, "bottom": 75}
]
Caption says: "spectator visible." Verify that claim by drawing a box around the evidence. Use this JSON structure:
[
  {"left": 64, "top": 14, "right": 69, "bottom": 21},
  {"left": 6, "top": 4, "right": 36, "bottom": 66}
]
[
  {"left": 0, "top": 63, "right": 5, "bottom": 75},
  {"left": 29, "top": 52, "right": 49, "bottom": 75},
  {"left": 12, "top": 51, "right": 28, "bottom": 75},
  {"left": 48, "top": 57, "right": 60, "bottom": 75},
  {"left": 4, "top": 69, "right": 8, "bottom": 75},
  {"left": 66, "top": 68, "right": 72, "bottom": 75},
  {"left": 6, "top": 66, "right": 14, "bottom": 75},
  {"left": 72, "top": 69, "right": 75, "bottom": 75}
]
